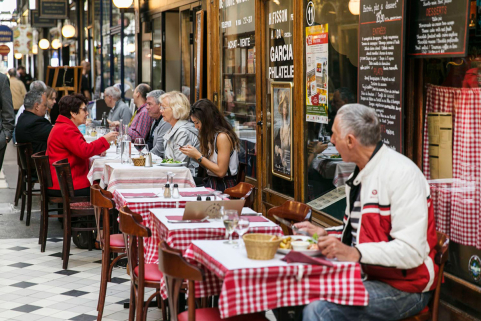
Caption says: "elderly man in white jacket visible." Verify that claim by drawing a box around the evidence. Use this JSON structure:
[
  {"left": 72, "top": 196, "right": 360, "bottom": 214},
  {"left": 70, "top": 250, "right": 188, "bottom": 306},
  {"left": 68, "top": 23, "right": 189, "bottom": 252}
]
[{"left": 296, "top": 104, "right": 439, "bottom": 321}]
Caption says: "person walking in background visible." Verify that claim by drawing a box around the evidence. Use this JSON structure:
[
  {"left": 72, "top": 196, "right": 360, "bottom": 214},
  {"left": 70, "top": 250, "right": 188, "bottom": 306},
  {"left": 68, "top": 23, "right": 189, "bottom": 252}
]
[
  {"left": 81, "top": 60, "right": 92, "bottom": 100},
  {"left": 17, "top": 66, "right": 32, "bottom": 89},
  {"left": 0, "top": 72, "right": 15, "bottom": 172},
  {"left": 8, "top": 68, "right": 26, "bottom": 114},
  {"left": 127, "top": 84, "right": 153, "bottom": 141}
]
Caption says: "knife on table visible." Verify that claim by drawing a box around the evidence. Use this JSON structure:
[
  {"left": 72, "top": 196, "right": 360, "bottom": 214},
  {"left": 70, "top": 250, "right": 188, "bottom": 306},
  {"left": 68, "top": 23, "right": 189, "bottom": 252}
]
[{"left": 273, "top": 215, "right": 311, "bottom": 236}]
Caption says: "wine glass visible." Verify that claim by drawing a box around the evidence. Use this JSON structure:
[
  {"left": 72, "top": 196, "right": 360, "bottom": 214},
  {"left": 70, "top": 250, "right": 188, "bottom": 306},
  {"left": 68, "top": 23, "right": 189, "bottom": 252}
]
[
  {"left": 222, "top": 209, "right": 239, "bottom": 244},
  {"left": 234, "top": 218, "right": 250, "bottom": 248},
  {"left": 134, "top": 138, "right": 146, "bottom": 156}
]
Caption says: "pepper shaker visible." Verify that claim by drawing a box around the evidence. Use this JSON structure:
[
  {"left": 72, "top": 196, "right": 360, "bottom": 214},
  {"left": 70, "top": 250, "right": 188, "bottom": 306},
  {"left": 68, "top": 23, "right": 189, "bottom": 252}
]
[{"left": 163, "top": 184, "right": 171, "bottom": 198}]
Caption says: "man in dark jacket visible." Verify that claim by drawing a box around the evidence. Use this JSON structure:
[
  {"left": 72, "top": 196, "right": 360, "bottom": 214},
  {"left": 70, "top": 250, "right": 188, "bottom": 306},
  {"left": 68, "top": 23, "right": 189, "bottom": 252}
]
[
  {"left": 16, "top": 90, "right": 52, "bottom": 154},
  {"left": 0, "top": 73, "right": 15, "bottom": 172}
]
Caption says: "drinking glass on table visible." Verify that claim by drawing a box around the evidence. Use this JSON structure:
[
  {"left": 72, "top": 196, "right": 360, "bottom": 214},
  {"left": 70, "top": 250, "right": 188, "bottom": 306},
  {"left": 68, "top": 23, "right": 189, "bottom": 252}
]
[
  {"left": 133, "top": 138, "right": 147, "bottom": 156},
  {"left": 223, "top": 209, "right": 239, "bottom": 244},
  {"left": 234, "top": 218, "right": 250, "bottom": 248},
  {"left": 109, "top": 127, "right": 119, "bottom": 147}
]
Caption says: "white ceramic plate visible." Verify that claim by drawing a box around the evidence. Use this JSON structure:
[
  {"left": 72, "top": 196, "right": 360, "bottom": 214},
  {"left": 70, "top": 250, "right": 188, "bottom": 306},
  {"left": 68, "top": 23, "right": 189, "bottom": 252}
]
[
  {"left": 276, "top": 235, "right": 323, "bottom": 257},
  {"left": 158, "top": 162, "right": 187, "bottom": 167}
]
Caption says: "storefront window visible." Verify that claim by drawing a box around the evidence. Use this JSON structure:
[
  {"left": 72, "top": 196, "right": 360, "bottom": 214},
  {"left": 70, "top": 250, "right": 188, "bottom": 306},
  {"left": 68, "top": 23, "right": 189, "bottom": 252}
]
[
  {"left": 265, "top": 0, "right": 294, "bottom": 196},
  {"left": 219, "top": 0, "right": 256, "bottom": 179},
  {"left": 124, "top": 12, "right": 136, "bottom": 97},
  {"left": 141, "top": 41, "right": 151, "bottom": 86},
  {"left": 181, "top": 10, "right": 192, "bottom": 101},
  {"left": 152, "top": 17, "right": 163, "bottom": 90},
  {"left": 303, "top": 0, "right": 358, "bottom": 218},
  {"left": 111, "top": 6, "right": 120, "bottom": 28},
  {"left": 102, "top": 35, "right": 110, "bottom": 88}
]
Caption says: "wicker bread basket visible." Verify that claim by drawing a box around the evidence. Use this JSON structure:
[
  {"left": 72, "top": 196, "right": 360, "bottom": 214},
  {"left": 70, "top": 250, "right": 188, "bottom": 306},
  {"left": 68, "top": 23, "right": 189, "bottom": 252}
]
[
  {"left": 132, "top": 156, "right": 145, "bottom": 166},
  {"left": 243, "top": 233, "right": 282, "bottom": 260}
]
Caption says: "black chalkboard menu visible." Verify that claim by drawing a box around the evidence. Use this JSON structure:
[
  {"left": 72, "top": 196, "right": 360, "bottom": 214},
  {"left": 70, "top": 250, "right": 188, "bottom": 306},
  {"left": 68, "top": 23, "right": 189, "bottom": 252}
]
[
  {"left": 38, "top": 0, "right": 68, "bottom": 19},
  {"left": 407, "top": 0, "right": 469, "bottom": 57},
  {"left": 358, "top": 0, "right": 406, "bottom": 152}
]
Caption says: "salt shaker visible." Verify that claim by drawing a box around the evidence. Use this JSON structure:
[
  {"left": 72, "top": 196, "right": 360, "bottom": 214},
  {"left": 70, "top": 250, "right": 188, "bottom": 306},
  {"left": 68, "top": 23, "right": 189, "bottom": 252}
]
[
  {"left": 206, "top": 196, "right": 211, "bottom": 201},
  {"left": 172, "top": 184, "right": 180, "bottom": 199},
  {"left": 163, "top": 184, "right": 171, "bottom": 198}
]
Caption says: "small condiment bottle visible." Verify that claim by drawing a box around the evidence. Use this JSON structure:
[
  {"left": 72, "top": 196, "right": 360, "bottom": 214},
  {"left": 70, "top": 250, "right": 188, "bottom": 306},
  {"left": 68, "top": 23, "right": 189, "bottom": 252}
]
[
  {"left": 206, "top": 196, "right": 211, "bottom": 201},
  {"left": 196, "top": 195, "right": 202, "bottom": 201},
  {"left": 163, "top": 184, "right": 171, "bottom": 198},
  {"left": 172, "top": 184, "right": 180, "bottom": 199}
]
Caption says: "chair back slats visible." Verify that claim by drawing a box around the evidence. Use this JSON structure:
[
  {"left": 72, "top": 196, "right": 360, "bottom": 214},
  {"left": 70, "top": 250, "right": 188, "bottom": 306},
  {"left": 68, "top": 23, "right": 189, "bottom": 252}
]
[
  {"left": 16, "top": 143, "right": 34, "bottom": 174},
  {"left": 90, "top": 185, "right": 115, "bottom": 249},
  {"left": 158, "top": 241, "right": 204, "bottom": 321},
  {"left": 53, "top": 159, "right": 75, "bottom": 199},
  {"left": 267, "top": 201, "right": 312, "bottom": 235},
  {"left": 32, "top": 151, "right": 53, "bottom": 189},
  {"left": 237, "top": 162, "right": 247, "bottom": 183}
]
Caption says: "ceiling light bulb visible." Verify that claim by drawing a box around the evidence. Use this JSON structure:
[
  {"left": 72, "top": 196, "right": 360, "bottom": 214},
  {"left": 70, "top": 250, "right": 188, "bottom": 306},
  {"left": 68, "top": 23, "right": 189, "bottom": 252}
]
[
  {"left": 349, "top": 0, "right": 360, "bottom": 15},
  {"left": 113, "top": 0, "right": 133, "bottom": 9},
  {"left": 62, "top": 24, "right": 75, "bottom": 38},
  {"left": 14, "top": 52, "right": 22, "bottom": 59},
  {"left": 39, "top": 38, "right": 50, "bottom": 50},
  {"left": 51, "top": 39, "right": 62, "bottom": 49}
]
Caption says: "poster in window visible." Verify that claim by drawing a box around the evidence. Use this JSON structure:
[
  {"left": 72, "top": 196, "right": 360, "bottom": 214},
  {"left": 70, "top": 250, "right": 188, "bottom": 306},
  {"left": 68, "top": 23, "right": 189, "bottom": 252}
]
[{"left": 271, "top": 81, "right": 293, "bottom": 181}]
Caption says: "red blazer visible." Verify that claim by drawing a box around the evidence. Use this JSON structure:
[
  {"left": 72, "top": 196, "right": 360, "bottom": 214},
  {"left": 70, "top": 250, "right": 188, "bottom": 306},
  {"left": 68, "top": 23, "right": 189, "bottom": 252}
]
[{"left": 47, "top": 115, "right": 109, "bottom": 191}]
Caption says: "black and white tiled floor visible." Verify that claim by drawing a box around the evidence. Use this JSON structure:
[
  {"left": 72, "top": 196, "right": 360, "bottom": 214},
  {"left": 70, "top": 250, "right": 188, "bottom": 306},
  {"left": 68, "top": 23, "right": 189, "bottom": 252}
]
[{"left": 0, "top": 237, "right": 162, "bottom": 321}]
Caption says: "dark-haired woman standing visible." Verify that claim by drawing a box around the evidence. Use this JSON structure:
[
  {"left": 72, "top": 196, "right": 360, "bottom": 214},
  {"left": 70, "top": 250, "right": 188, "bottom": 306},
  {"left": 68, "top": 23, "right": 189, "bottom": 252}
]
[
  {"left": 46, "top": 94, "right": 118, "bottom": 196},
  {"left": 179, "top": 99, "right": 240, "bottom": 192}
]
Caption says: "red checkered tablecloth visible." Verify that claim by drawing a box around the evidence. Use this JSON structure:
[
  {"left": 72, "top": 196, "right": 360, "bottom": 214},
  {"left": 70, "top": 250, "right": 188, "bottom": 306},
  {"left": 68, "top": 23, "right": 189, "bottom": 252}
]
[
  {"left": 184, "top": 241, "right": 368, "bottom": 319},
  {"left": 423, "top": 85, "right": 481, "bottom": 249}
]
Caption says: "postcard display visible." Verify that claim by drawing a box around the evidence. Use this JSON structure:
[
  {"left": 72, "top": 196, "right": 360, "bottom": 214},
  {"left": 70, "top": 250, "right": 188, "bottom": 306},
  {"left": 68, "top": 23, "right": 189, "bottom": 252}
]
[{"left": 358, "top": 0, "right": 406, "bottom": 152}]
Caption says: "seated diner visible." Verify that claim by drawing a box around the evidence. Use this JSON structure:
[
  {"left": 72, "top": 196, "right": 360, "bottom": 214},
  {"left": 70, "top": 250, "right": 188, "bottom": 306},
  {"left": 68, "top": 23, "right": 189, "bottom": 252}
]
[
  {"left": 46, "top": 94, "right": 118, "bottom": 197},
  {"left": 160, "top": 91, "right": 200, "bottom": 177},
  {"left": 180, "top": 98, "right": 240, "bottom": 191}
]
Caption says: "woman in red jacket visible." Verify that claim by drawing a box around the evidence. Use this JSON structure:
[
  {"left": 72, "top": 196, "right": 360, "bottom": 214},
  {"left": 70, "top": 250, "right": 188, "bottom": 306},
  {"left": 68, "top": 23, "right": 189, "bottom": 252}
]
[{"left": 46, "top": 94, "right": 118, "bottom": 197}]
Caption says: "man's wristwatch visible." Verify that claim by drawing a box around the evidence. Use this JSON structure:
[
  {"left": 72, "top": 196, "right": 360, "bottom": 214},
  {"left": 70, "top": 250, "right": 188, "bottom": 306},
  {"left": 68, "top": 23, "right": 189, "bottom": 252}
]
[{"left": 197, "top": 156, "right": 204, "bottom": 163}]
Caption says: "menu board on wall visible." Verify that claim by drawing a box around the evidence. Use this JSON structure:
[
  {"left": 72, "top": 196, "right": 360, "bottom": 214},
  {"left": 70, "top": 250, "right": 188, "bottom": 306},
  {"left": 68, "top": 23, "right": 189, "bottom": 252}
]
[
  {"left": 31, "top": 10, "right": 56, "bottom": 28},
  {"left": 38, "top": 0, "right": 68, "bottom": 19},
  {"left": 407, "top": 0, "right": 469, "bottom": 57},
  {"left": 358, "top": 0, "right": 406, "bottom": 152}
]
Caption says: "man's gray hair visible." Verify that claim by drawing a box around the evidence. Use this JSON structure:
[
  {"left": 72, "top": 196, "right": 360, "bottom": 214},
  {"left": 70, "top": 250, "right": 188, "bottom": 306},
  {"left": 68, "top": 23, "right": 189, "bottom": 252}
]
[
  {"left": 146, "top": 89, "right": 165, "bottom": 105},
  {"left": 104, "top": 86, "right": 121, "bottom": 100},
  {"left": 336, "top": 104, "right": 381, "bottom": 147},
  {"left": 7, "top": 68, "right": 16, "bottom": 77},
  {"left": 29, "top": 80, "right": 47, "bottom": 92},
  {"left": 24, "top": 90, "right": 44, "bottom": 110}
]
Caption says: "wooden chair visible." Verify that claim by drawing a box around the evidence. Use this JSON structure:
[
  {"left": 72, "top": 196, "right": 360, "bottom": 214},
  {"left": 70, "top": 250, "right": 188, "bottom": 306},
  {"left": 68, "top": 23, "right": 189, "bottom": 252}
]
[
  {"left": 32, "top": 151, "right": 64, "bottom": 250},
  {"left": 158, "top": 240, "right": 268, "bottom": 321},
  {"left": 400, "top": 231, "right": 449, "bottom": 321},
  {"left": 53, "top": 159, "right": 96, "bottom": 269},
  {"left": 237, "top": 162, "right": 247, "bottom": 183},
  {"left": 266, "top": 201, "right": 312, "bottom": 235},
  {"left": 16, "top": 143, "right": 40, "bottom": 226},
  {"left": 119, "top": 206, "right": 166, "bottom": 321},
  {"left": 90, "top": 185, "right": 126, "bottom": 321},
  {"left": 14, "top": 145, "right": 22, "bottom": 206},
  {"left": 224, "top": 182, "right": 255, "bottom": 209}
]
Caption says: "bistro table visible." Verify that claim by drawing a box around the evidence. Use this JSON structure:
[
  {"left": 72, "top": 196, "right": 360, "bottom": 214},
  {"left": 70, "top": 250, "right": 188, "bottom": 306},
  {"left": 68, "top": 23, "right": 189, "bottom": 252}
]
[
  {"left": 98, "top": 163, "right": 195, "bottom": 192},
  {"left": 184, "top": 240, "right": 369, "bottom": 319}
]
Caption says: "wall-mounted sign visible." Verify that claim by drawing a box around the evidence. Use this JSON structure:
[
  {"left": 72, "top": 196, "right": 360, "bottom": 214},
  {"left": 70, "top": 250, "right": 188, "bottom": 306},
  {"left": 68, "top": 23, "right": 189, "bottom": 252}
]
[
  {"left": 408, "top": 0, "right": 469, "bottom": 57},
  {"left": 0, "top": 26, "right": 13, "bottom": 43},
  {"left": 31, "top": 10, "right": 57, "bottom": 28},
  {"left": 38, "top": 0, "right": 68, "bottom": 19},
  {"left": 0, "top": 45, "right": 10, "bottom": 55},
  {"left": 306, "top": 24, "right": 328, "bottom": 124},
  {"left": 12, "top": 25, "right": 33, "bottom": 55},
  {"left": 358, "top": 0, "right": 406, "bottom": 152}
]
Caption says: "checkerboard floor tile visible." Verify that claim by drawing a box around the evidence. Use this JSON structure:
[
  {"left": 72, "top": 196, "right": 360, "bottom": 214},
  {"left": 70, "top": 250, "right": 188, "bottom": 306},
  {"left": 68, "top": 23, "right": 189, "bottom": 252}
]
[{"left": 0, "top": 238, "right": 163, "bottom": 321}]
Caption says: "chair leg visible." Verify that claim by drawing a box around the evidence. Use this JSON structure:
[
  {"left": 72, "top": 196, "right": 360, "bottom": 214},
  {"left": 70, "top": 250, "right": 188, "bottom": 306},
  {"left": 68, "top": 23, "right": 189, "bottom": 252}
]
[
  {"left": 129, "top": 283, "right": 136, "bottom": 321},
  {"left": 136, "top": 283, "right": 145, "bottom": 321},
  {"left": 62, "top": 211, "right": 71, "bottom": 270},
  {"left": 14, "top": 169, "right": 22, "bottom": 206},
  {"left": 20, "top": 191, "right": 26, "bottom": 221},
  {"left": 97, "top": 248, "right": 110, "bottom": 320},
  {"left": 143, "top": 291, "right": 160, "bottom": 321},
  {"left": 38, "top": 201, "right": 44, "bottom": 244},
  {"left": 41, "top": 208, "right": 49, "bottom": 252},
  {"left": 26, "top": 181, "right": 33, "bottom": 226}
]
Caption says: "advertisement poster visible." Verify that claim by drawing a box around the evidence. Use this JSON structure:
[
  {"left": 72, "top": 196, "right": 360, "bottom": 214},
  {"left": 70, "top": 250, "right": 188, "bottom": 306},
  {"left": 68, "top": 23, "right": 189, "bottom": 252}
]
[
  {"left": 12, "top": 25, "right": 33, "bottom": 55},
  {"left": 306, "top": 24, "right": 328, "bottom": 124}
]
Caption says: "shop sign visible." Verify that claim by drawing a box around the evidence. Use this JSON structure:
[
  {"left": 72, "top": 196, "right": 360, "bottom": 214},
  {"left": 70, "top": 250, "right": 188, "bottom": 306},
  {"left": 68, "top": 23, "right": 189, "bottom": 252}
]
[
  {"left": 267, "top": 3, "right": 294, "bottom": 80},
  {"left": 305, "top": 24, "right": 328, "bottom": 124},
  {"left": 358, "top": 0, "right": 406, "bottom": 152},
  {"left": 407, "top": 0, "right": 469, "bottom": 58},
  {"left": 31, "top": 10, "right": 56, "bottom": 28},
  {"left": 0, "top": 26, "right": 13, "bottom": 43},
  {"left": 38, "top": 0, "right": 68, "bottom": 19},
  {"left": 306, "top": 1, "right": 315, "bottom": 26},
  {"left": 0, "top": 45, "right": 10, "bottom": 55},
  {"left": 468, "top": 255, "right": 481, "bottom": 282},
  {"left": 12, "top": 25, "right": 33, "bottom": 55}
]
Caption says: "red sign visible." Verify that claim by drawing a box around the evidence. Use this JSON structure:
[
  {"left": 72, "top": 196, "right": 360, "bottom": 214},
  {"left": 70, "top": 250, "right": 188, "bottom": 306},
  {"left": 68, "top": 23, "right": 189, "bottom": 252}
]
[{"left": 0, "top": 45, "right": 10, "bottom": 55}]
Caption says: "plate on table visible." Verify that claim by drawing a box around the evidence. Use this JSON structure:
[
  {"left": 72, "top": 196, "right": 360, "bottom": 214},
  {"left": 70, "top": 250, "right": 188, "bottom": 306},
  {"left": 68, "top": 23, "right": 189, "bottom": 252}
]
[
  {"left": 277, "top": 235, "right": 323, "bottom": 257},
  {"left": 158, "top": 162, "right": 187, "bottom": 167},
  {"left": 319, "top": 154, "right": 343, "bottom": 162}
]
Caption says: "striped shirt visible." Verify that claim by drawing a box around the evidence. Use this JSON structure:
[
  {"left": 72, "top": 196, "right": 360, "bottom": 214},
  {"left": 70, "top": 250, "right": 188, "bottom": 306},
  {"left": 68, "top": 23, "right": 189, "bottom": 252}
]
[
  {"left": 128, "top": 103, "right": 154, "bottom": 141},
  {"left": 350, "top": 187, "right": 362, "bottom": 246}
]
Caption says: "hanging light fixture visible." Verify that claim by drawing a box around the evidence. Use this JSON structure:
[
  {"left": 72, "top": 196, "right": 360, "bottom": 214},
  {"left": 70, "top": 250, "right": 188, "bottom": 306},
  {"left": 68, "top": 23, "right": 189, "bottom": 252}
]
[
  {"left": 14, "top": 53, "right": 22, "bottom": 59},
  {"left": 348, "top": 0, "right": 360, "bottom": 15},
  {"left": 62, "top": 24, "right": 75, "bottom": 38},
  {"left": 51, "top": 39, "right": 62, "bottom": 49},
  {"left": 113, "top": 0, "right": 133, "bottom": 9},
  {"left": 39, "top": 38, "right": 50, "bottom": 50},
  {"left": 32, "top": 44, "right": 38, "bottom": 54}
]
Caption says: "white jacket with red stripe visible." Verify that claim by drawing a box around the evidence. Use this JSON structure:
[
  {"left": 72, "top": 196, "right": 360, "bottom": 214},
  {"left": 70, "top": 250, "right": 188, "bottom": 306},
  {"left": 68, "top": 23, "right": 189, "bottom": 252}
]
[{"left": 327, "top": 144, "right": 439, "bottom": 293}]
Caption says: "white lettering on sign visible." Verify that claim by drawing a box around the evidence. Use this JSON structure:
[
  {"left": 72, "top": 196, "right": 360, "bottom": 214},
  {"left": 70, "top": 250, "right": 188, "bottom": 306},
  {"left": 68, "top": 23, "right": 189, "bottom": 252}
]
[
  {"left": 269, "top": 65, "right": 294, "bottom": 79},
  {"left": 228, "top": 40, "right": 238, "bottom": 49},
  {"left": 239, "top": 37, "right": 250, "bottom": 47},
  {"left": 270, "top": 44, "right": 293, "bottom": 62},
  {"left": 221, "top": 21, "right": 232, "bottom": 28},
  {"left": 269, "top": 9, "right": 288, "bottom": 25}
]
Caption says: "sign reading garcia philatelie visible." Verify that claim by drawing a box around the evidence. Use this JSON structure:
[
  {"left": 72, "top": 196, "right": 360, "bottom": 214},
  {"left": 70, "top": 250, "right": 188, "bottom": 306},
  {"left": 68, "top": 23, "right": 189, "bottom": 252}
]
[
  {"left": 407, "top": 0, "right": 469, "bottom": 57},
  {"left": 358, "top": 0, "right": 406, "bottom": 152}
]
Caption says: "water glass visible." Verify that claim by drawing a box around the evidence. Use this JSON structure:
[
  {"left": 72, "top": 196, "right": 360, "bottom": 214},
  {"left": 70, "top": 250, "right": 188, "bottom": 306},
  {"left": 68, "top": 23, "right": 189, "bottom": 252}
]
[
  {"left": 234, "top": 218, "right": 250, "bottom": 248},
  {"left": 222, "top": 209, "right": 239, "bottom": 244},
  {"left": 213, "top": 190, "right": 222, "bottom": 200}
]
